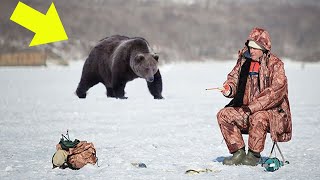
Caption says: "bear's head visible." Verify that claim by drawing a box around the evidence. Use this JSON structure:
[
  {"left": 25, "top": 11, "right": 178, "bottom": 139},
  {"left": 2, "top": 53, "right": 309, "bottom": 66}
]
[{"left": 130, "top": 53, "right": 159, "bottom": 82}]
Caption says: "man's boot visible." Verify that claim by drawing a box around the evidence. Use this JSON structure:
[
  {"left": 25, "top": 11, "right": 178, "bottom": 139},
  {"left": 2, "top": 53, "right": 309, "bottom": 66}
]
[
  {"left": 242, "top": 149, "right": 261, "bottom": 166},
  {"left": 223, "top": 148, "right": 246, "bottom": 165}
]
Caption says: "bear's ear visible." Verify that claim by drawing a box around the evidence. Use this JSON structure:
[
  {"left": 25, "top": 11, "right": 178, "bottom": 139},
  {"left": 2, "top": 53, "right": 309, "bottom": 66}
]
[
  {"left": 152, "top": 54, "right": 159, "bottom": 61},
  {"left": 135, "top": 54, "right": 145, "bottom": 63}
]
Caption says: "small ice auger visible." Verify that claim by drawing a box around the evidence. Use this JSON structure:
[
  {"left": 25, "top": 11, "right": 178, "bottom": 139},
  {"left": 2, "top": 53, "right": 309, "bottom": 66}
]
[{"left": 262, "top": 142, "right": 289, "bottom": 172}]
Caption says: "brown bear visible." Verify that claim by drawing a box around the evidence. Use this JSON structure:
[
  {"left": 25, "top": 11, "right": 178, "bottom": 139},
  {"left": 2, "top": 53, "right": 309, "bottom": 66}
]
[{"left": 76, "top": 35, "right": 163, "bottom": 99}]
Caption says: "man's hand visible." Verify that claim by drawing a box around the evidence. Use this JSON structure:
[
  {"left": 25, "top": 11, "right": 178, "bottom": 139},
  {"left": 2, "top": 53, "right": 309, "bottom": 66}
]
[{"left": 221, "top": 84, "right": 231, "bottom": 96}]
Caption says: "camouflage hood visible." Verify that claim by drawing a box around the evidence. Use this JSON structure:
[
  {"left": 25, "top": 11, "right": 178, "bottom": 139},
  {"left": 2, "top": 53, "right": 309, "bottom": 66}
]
[{"left": 247, "top": 27, "right": 271, "bottom": 51}]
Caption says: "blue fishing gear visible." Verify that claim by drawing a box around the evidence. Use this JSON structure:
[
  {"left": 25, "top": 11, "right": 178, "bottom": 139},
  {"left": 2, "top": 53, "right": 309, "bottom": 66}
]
[
  {"left": 262, "top": 157, "right": 289, "bottom": 172},
  {"left": 262, "top": 142, "right": 289, "bottom": 172}
]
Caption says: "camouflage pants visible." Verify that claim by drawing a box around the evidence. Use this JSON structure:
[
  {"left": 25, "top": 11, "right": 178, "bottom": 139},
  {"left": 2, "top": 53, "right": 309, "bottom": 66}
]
[{"left": 217, "top": 107, "right": 270, "bottom": 153}]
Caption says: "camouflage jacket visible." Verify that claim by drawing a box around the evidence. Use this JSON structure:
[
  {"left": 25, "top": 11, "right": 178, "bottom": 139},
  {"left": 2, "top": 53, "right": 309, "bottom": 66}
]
[{"left": 224, "top": 27, "right": 292, "bottom": 142}]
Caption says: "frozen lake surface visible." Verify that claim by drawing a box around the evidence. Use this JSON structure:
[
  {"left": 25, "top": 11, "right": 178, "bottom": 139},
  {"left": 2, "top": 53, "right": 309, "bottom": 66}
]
[{"left": 1, "top": 60, "right": 320, "bottom": 179}]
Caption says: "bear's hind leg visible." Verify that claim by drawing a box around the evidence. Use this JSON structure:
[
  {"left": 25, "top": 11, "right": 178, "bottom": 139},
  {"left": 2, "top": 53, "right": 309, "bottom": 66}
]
[{"left": 76, "top": 79, "right": 99, "bottom": 98}]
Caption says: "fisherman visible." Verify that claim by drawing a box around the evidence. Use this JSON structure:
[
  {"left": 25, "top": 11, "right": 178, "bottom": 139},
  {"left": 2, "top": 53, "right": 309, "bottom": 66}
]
[{"left": 216, "top": 27, "right": 292, "bottom": 166}]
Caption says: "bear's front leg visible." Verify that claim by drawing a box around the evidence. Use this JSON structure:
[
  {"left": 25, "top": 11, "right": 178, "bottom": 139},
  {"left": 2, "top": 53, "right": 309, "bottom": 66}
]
[
  {"left": 112, "top": 80, "right": 127, "bottom": 99},
  {"left": 106, "top": 87, "right": 115, "bottom": 98},
  {"left": 147, "top": 70, "right": 163, "bottom": 99}
]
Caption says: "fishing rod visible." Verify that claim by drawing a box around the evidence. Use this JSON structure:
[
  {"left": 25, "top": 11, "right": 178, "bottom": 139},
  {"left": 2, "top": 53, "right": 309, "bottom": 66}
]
[{"left": 205, "top": 87, "right": 224, "bottom": 91}]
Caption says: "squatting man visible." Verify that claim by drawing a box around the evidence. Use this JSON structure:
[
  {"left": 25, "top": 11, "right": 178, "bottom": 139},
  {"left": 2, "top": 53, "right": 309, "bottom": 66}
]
[{"left": 216, "top": 27, "right": 292, "bottom": 166}]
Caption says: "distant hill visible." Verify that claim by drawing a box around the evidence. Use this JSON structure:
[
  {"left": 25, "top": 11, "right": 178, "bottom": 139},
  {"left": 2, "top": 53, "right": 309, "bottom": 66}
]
[{"left": 1, "top": 0, "right": 319, "bottom": 62}]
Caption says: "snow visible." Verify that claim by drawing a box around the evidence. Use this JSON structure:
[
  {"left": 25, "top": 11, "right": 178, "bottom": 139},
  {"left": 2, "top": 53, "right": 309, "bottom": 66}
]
[{"left": 0, "top": 60, "right": 320, "bottom": 179}]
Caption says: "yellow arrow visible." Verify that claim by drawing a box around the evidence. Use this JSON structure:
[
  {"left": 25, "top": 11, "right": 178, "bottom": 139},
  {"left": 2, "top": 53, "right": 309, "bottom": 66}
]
[{"left": 10, "top": 1, "right": 68, "bottom": 46}]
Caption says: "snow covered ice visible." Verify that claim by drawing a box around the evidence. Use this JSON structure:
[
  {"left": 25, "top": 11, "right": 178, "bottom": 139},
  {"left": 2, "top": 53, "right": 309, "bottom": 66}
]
[{"left": 0, "top": 60, "right": 320, "bottom": 179}]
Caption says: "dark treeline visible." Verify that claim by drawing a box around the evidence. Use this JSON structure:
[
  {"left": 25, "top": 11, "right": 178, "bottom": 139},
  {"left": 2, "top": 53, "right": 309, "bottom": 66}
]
[{"left": 0, "top": 0, "right": 319, "bottom": 63}]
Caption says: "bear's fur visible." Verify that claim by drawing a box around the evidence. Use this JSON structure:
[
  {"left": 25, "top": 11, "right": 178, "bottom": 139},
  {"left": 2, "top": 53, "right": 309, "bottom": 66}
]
[{"left": 76, "top": 35, "right": 163, "bottom": 99}]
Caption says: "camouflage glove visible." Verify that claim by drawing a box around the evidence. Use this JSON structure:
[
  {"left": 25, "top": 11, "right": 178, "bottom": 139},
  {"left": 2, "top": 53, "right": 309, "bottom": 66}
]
[{"left": 221, "top": 84, "right": 231, "bottom": 97}]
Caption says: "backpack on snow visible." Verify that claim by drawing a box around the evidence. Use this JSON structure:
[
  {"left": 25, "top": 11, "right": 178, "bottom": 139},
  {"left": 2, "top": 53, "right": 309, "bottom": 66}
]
[{"left": 52, "top": 131, "right": 98, "bottom": 170}]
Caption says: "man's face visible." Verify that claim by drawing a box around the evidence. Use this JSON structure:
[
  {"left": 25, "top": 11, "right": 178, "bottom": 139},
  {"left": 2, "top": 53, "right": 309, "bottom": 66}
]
[{"left": 249, "top": 47, "right": 264, "bottom": 61}]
